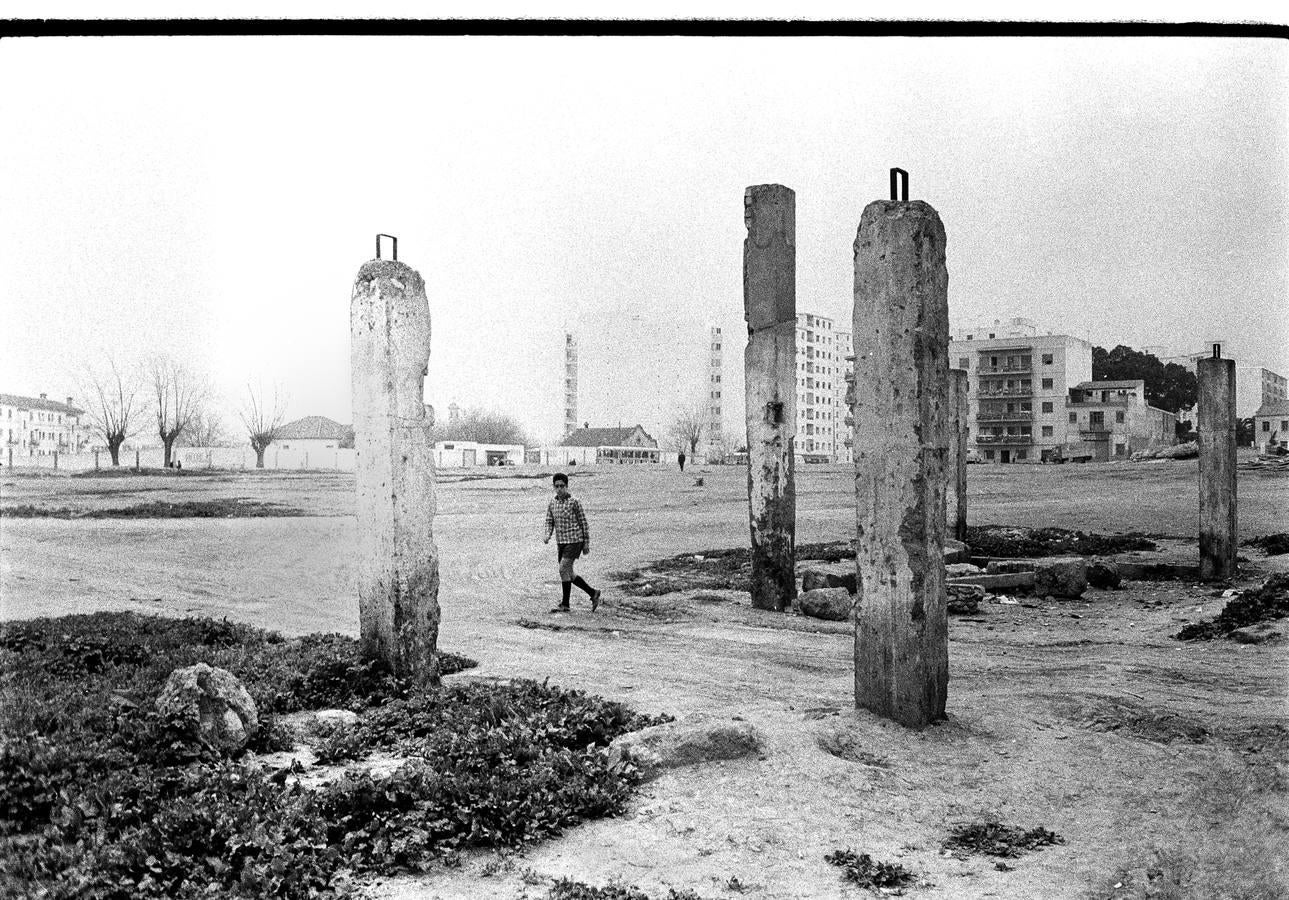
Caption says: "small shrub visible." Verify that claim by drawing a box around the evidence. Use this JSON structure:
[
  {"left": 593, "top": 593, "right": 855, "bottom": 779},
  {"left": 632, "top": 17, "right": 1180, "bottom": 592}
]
[
  {"left": 547, "top": 879, "right": 705, "bottom": 900},
  {"left": 824, "top": 849, "right": 916, "bottom": 890}
]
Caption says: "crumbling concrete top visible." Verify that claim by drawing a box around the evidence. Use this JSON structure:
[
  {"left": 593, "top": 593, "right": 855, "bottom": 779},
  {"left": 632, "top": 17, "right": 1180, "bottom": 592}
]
[{"left": 354, "top": 259, "right": 425, "bottom": 293}]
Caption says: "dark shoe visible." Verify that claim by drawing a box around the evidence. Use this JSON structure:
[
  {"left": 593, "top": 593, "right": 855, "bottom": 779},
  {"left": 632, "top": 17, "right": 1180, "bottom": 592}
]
[
  {"left": 590, "top": 589, "right": 602, "bottom": 612},
  {"left": 549, "top": 605, "right": 570, "bottom": 614}
]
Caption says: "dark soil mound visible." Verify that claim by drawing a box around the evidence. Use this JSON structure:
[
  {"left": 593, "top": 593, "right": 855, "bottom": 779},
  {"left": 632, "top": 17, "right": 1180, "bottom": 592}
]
[
  {"left": 1176, "top": 574, "right": 1289, "bottom": 640},
  {"left": 1243, "top": 533, "right": 1289, "bottom": 556},
  {"left": 965, "top": 525, "right": 1155, "bottom": 559}
]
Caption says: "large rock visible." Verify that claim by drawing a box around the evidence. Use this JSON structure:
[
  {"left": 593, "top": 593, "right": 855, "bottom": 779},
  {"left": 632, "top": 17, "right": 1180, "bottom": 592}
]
[
  {"left": 608, "top": 718, "right": 762, "bottom": 782},
  {"left": 1033, "top": 556, "right": 1088, "bottom": 598},
  {"left": 985, "top": 559, "right": 1038, "bottom": 575},
  {"left": 944, "top": 539, "right": 970, "bottom": 564},
  {"left": 800, "top": 566, "right": 857, "bottom": 594},
  {"left": 947, "top": 562, "right": 984, "bottom": 578},
  {"left": 947, "top": 583, "right": 985, "bottom": 615},
  {"left": 156, "top": 663, "right": 259, "bottom": 754},
  {"left": 1087, "top": 559, "right": 1121, "bottom": 590},
  {"left": 797, "top": 587, "right": 852, "bottom": 621}
]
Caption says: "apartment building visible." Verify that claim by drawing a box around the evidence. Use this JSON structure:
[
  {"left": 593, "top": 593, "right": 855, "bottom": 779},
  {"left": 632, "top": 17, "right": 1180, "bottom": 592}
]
[
  {"left": 833, "top": 327, "right": 854, "bottom": 464},
  {"left": 949, "top": 319, "right": 1093, "bottom": 463},
  {"left": 795, "top": 312, "right": 846, "bottom": 463},
  {"left": 0, "top": 392, "right": 90, "bottom": 460},
  {"left": 563, "top": 333, "right": 578, "bottom": 438},
  {"left": 1161, "top": 342, "right": 1287, "bottom": 420},
  {"left": 1064, "top": 380, "right": 1175, "bottom": 461},
  {"left": 705, "top": 325, "right": 725, "bottom": 462}
]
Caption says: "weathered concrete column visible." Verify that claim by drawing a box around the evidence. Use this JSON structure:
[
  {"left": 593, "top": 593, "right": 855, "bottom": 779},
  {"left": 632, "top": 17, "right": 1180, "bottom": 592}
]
[
  {"left": 1198, "top": 355, "right": 1237, "bottom": 581},
  {"left": 351, "top": 256, "right": 441, "bottom": 685},
  {"left": 951, "top": 368, "right": 969, "bottom": 542},
  {"left": 852, "top": 198, "right": 951, "bottom": 728},
  {"left": 743, "top": 184, "right": 797, "bottom": 612}
]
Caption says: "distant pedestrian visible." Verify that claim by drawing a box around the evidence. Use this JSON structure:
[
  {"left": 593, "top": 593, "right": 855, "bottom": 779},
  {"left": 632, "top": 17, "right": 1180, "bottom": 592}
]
[
  {"left": 678, "top": 450, "right": 686, "bottom": 472},
  {"left": 543, "top": 472, "right": 602, "bottom": 613}
]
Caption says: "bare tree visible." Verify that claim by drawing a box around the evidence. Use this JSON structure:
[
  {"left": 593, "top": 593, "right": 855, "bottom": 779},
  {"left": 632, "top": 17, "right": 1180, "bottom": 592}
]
[
  {"left": 431, "top": 407, "right": 530, "bottom": 445},
  {"left": 668, "top": 404, "right": 706, "bottom": 457},
  {"left": 79, "top": 358, "right": 143, "bottom": 466},
  {"left": 238, "top": 384, "right": 287, "bottom": 468},
  {"left": 179, "top": 406, "right": 230, "bottom": 448},
  {"left": 149, "top": 355, "right": 209, "bottom": 467}
]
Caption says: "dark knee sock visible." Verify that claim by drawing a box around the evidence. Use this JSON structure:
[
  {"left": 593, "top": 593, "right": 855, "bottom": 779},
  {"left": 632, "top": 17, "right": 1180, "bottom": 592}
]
[
  {"left": 572, "top": 575, "right": 594, "bottom": 596},
  {"left": 561, "top": 581, "right": 572, "bottom": 606}
]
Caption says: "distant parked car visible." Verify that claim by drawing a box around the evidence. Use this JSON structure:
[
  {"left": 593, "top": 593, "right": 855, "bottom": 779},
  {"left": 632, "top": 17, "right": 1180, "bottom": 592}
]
[{"left": 965, "top": 448, "right": 983, "bottom": 464}]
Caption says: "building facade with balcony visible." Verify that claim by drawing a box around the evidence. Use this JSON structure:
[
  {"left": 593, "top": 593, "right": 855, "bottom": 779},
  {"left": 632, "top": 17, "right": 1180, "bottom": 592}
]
[
  {"left": 949, "top": 328, "right": 1093, "bottom": 463},
  {"left": 705, "top": 325, "right": 725, "bottom": 462},
  {"left": 795, "top": 312, "right": 847, "bottom": 463},
  {"left": 0, "top": 392, "right": 90, "bottom": 461},
  {"left": 1064, "top": 380, "right": 1175, "bottom": 461}
]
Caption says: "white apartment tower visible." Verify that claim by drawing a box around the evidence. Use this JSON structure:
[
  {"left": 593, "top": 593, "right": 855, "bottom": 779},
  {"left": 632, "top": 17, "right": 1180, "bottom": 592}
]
[
  {"left": 705, "top": 325, "right": 724, "bottom": 461},
  {"left": 795, "top": 312, "right": 845, "bottom": 463},
  {"left": 833, "top": 327, "right": 853, "bottom": 464},
  {"left": 563, "top": 332, "right": 578, "bottom": 439}
]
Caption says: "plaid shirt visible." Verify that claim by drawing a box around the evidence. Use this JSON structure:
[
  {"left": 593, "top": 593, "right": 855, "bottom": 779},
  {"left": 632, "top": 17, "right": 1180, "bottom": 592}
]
[{"left": 546, "top": 495, "right": 590, "bottom": 544}]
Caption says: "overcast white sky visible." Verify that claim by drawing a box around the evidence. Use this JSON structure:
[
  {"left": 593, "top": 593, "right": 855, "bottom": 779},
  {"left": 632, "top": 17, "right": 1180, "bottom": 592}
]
[{"left": 2, "top": 29, "right": 1286, "bottom": 444}]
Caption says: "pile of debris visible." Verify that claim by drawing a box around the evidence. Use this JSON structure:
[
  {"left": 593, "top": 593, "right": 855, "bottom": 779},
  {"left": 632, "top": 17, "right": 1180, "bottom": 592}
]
[
  {"left": 1239, "top": 454, "right": 1289, "bottom": 472},
  {"left": 1176, "top": 573, "right": 1289, "bottom": 642},
  {"left": 1131, "top": 441, "right": 1198, "bottom": 461}
]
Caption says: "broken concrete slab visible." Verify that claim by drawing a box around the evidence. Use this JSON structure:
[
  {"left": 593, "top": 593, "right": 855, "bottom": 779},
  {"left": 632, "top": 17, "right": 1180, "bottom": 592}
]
[
  {"left": 945, "top": 539, "right": 970, "bottom": 564},
  {"left": 947, "top": 562, "right": 984, "bottom": 578},
  {"left": 1033, "top": 557, "right": 1088, "bottom": 598},
  {"left": 607, "top": 718, "right": 763, "bottom": 782},
  {"left": 1088, "top": 559, "right": 1122, "bottom": 590},
  {"left": 948, "top": 572, "right": 1036, "bottom": 591},
  {"left": 801, "top": 565, "right": 857, "bottom": 594}
]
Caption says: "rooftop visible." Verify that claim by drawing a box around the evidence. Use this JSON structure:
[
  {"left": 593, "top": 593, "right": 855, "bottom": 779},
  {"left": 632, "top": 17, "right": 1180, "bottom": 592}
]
[
  {"left": 275, "top": 416, "right": 349, "bottom": 441},
  {"left": 560, "top": 425, "right": 656, "bottom": 447},
  {"left": 1254, "top": 400, "right": 1289, "bottom": 417},
  {"left": 0, "top": 392, "right": 85, "bottom": 415}
]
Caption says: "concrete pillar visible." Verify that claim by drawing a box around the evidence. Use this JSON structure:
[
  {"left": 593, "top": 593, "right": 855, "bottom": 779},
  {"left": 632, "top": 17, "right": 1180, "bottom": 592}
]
[
  {"left": 351, "top": 255, "right": 441, "bottom": 685},
  {"left": 53, "top": 451, "right": 58, "bottom": 471},
  {"left": 951, "top": 368, "right": 969, "bottom": 542},
  {"left": 742, "top": 184, "right": 797, "bottom": 612},
  {"left": 852, "top": 198, "right": 951, "bottom": 728},
  {"left": 135, "top": 449, "right": 140, "bottom": 471},
  {"left": 94, "top": 449, "right": 100, "bottom": 471},
  {"left": 1198, "top": 356, "right": 1237, "bottom": 581}
]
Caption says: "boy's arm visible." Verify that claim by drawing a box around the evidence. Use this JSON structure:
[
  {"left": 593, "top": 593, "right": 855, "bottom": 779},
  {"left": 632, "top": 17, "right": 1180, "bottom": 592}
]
[
  {"left": 575, "top": 499, "right": 590, "bottom": 549},
  {"left": 543, "top": 503, "right": 554, "bottom": 542}
]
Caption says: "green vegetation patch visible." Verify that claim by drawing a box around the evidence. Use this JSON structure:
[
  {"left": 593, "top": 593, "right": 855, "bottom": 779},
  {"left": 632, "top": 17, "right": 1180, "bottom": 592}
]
[
  {"left": 943, "top": 820, "right": 1064, "bottom": 859},
  {"left": 0, "top": 612, "right": 669, "bottom": 899},
  {"left": 1, "top": 499, "right": 304, "bottom": 518},
  {"left": 1176, "top": 573, "right": 1289, "bottom": 640},
  {"left": 824, "top": 849, "right": 916, "bottom": 891}
]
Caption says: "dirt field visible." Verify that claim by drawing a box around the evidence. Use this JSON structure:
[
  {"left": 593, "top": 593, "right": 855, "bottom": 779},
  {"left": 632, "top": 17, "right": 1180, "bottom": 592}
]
[{"left": 2, "top": 461, "right": 1288, "bottom": 899}]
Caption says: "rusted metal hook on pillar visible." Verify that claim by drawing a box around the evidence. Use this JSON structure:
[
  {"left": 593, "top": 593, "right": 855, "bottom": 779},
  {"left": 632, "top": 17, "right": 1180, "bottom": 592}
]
[
  {"left": 376, "top": 234, "right": 398, "bottom": 261},
  {"left": 889, "top": 168, "right": 909, "bottom": 202}
]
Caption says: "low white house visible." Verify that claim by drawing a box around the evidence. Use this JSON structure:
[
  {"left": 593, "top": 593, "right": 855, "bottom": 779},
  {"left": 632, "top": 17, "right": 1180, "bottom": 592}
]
[
  {"left": 433, "top": 441, "right": 523, "bottom": 467},
  {"left": 275, "top": 416, "right": 350, "bottom": 454},
  {"left": 1254, "top": 400, "right": 1289, "bottom": 452},
  {"left": 545, "top": 425, "right": 665, "bottom": 466}
]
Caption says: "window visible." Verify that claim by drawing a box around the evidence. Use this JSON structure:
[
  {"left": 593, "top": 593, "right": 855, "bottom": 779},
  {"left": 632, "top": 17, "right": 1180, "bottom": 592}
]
[
  {"left": 1116, "top": 411, "right": 1125, "bottom": 423},
  {"left": 1115, "top": 444, "right": 1126, "bottom": 456},
  {"left": 1017, "top": 450, "right": 1027, "bottom": 460},
  {"left": 966, "top": 334, "right": 973, "bottom": 340},
  {"left": 1041, "top": 378, "right": 1053, "bottom": 389},
  {"left": 1069, "top": 412, "right": 1078, "bottom": 423},
  {"left": 1042, "top": 426, "right": 1053, "bottom": 437},
  {"left": 984, "top": 449, "right": 994, "bottom": 460},
  {"left": 989, "top": 333, "right": 996, "bottom": 339},
  {"left": 958, "top": 357, "right": 969, "bottom": 369},
  {"left": 1282, "top": 420, "right": 1288, "bottom": 430},
  {"left": 1042, "top": 353, "right": 1053, "bottom": 364},
  {"left": 1041, "top": 402, "right": 1053, "bottom": 413},
  {"left": 1264, "top": 421, "right": 1271, "bottom": 432}
]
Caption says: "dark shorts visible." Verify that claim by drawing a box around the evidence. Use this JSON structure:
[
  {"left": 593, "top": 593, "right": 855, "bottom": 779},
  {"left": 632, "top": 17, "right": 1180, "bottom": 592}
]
[{"left": 557, "top": 541, "right": 584, "bottom": 561}]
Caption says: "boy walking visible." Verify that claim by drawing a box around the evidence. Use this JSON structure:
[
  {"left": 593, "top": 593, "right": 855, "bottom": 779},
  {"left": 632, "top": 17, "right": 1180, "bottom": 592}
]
[{"left": 543, "top": 472, "right": 602, "bottom": 613}]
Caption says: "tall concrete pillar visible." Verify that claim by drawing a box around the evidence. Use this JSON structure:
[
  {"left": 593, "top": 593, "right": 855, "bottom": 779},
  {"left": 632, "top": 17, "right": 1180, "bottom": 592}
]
[
  {"left": 951, "top": 368, "right": 969, "bottom": 542},
  {"left": 852, "top": 197, "right": 951, "bottom": 728},
  {"left": 743, "top": 184, "right": 797, "bottom": 612},
  {"left": 1198, "top": 355, "right": 1237, "bottom": 581},
  {"left": 351, "top": 254, "right": 441, "bottom": 685}
]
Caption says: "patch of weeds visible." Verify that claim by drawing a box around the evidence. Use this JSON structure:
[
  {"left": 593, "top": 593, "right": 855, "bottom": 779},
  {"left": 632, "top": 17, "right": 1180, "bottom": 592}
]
[
  {"left": 690, "top": 592, "right": 728, "bottom": 604},
  {"left": 966, "top": 525, "right": 1155, "bottom": 559},
  {"left": 312, "top": 721, "right": 366, "bottom": 765},
  {"left": 1057, "top": 696, "right": 1208, "bottom": 744},
  {"left": 816, "top": 729, "right": 892, "bottom": 768},
  {"left": 825, "top": 849, "right": 916, "bottom": 892},
  {"left": 1176, "top": 573, "right": 1289, "bottom": 640},
  {"left": 1, "top": 499, "right": 307, "bottom": 518},
  {"left": 547, "top": 878, "right": 705, "bottom": 900},
  {"left": 517, "top": 617, "right": 566, "bottom": 631},
  {"left": 0, "top": 612, "right": 665, "bottom": 899},
  {"left": 943, "top": 821, "right": 1064, "bottom": 858},
  {"left": 1243, "top": 533, "right": 1289, "bottom": 556}
]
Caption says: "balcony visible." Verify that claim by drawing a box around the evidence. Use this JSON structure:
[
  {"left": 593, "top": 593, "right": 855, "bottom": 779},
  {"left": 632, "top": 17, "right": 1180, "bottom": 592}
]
[
  {"left": 976, "top": 434, "right": 1033, "bottom": 445},
  {"left": 1079, "top": 429, "right": 1111, "bottom": 440},
  {"left": 977, "top": 364, "right": 1032, "bottom": 375},
  {"left": 977, "top": 388, "right": 1033, "bottom": 399},
  {"left": 977, "top": 411, "right": 1033, "bottom": 422}
]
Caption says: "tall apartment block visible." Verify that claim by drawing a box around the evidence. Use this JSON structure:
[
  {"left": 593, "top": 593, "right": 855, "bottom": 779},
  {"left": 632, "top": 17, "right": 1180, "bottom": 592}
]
[
  {"left": 795, "top": 312, "right": 846, "bottom": 463},
  {"left": 833, "top": 327, "right": 853, "bottom": 464},
  {"left": 705, "top": 325, "right": 724, "bottom": 461},
  {"left": 949, "top": 318, "right": 1093, "bottom": 463},
  {"left": 563, "top": 332, "right": 578, "bottom": 439}
]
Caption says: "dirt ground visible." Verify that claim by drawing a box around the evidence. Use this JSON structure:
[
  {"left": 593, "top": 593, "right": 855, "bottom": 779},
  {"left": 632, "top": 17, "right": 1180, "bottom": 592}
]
[{"left": 2, "top": 460, "right": 1288, "bottom": 899}]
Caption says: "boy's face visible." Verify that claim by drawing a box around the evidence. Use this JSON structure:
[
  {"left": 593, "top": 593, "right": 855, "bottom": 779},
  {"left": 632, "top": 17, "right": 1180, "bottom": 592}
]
[{"left": 553, "top": 480, "right": 569, "bottom": 499}]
